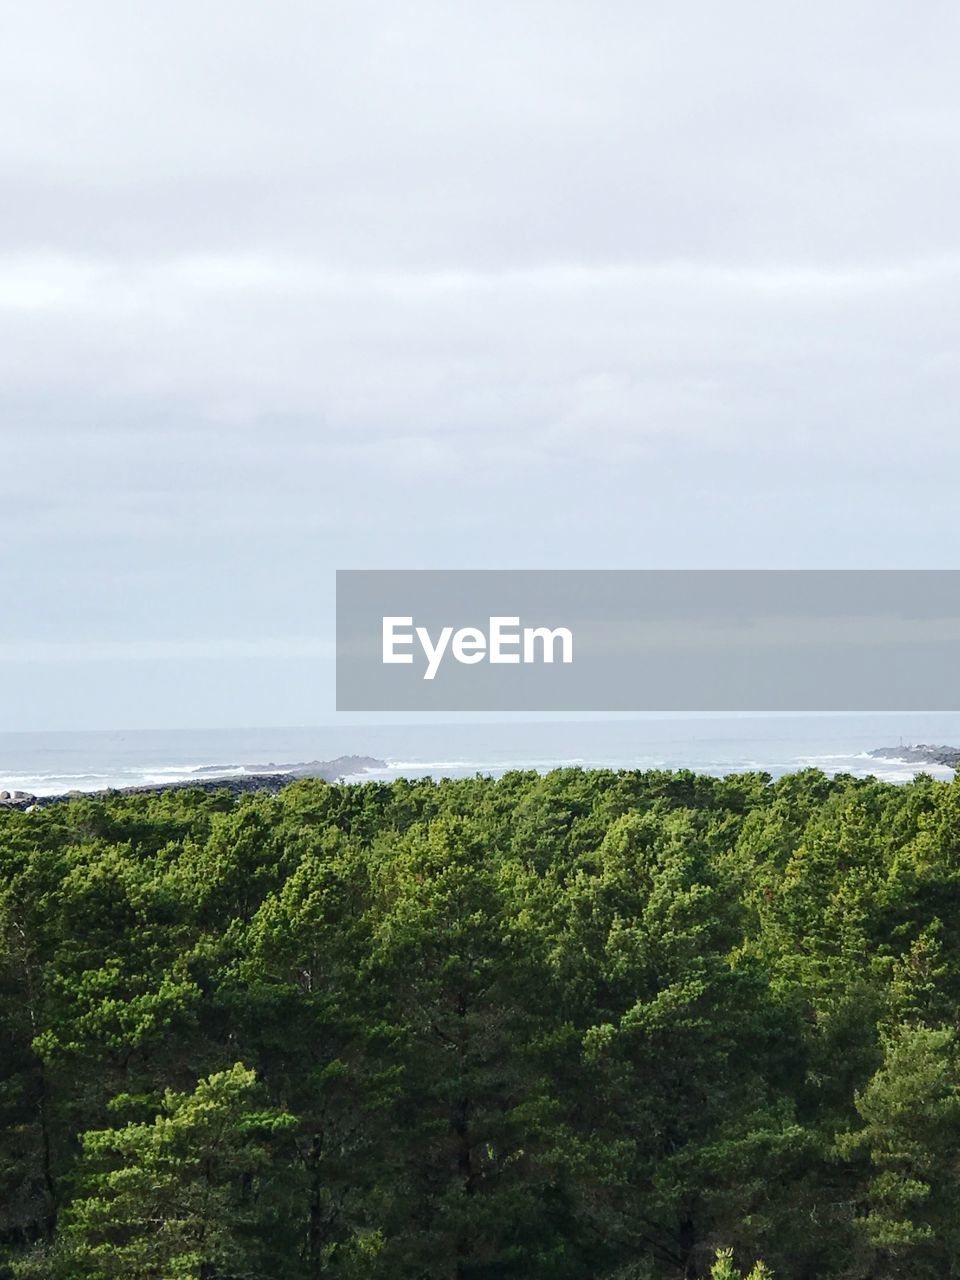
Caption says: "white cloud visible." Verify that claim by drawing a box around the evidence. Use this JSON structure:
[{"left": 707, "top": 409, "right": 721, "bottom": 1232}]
[
  {"left": 1, "top": 0, "right": 959, "bottom": 726},
  {"left": 0, "top": 638, "right": 336, "bottom": 664}
]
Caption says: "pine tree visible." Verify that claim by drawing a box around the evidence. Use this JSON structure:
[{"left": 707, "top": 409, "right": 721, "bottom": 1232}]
[{"left": 62, "top": 1063, "right": 296, "bottom": 1280}]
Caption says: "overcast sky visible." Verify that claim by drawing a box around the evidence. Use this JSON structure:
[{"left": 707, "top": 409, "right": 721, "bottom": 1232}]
[{"left": 2, "top": 1, "right": 959, "bottom": 729}]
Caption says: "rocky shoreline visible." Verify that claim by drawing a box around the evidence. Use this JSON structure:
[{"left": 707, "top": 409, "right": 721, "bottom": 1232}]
[
  {"left": 4, "top": 745, "right": 957, "bottom": 814},
  {"left": 0, "top": 755, "right": 387, "bottom": 812},
  {"left": 868, "top": 743, "right": 960, "bottom": 770}
]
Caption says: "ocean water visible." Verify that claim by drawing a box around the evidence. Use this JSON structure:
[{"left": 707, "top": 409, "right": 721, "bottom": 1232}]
[{"left": 1, "top": 714, "right": 959, "bottom": 797}]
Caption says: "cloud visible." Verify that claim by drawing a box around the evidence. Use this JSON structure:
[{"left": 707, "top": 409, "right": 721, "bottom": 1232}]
[
  {"left": 1, "top": 247, "right": 957, "bottom": 472},
  {"left": 1, "top": 0, "right": 959, "bottom": 726},
  {"left": 0, "top": 638, "right": 335, "bottom": 664}
]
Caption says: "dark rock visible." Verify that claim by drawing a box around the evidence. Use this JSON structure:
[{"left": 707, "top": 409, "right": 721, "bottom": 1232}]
[
  {"left": 2, "top": 757, "right": 387, "bottom": 812},
  {"left": 869, "top": 744, "right": 960, "bottom": 770},
  {"left": 0, "top": 789, "right": 36, "bottom": 808},
  {"left": 244, "top": 755, "right": 386, "bottom": 781}
]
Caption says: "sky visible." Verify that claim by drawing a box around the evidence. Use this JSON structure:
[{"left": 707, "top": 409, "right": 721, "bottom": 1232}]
[{"left": 2, "top": 1, "right": 959, "bottom": 729}]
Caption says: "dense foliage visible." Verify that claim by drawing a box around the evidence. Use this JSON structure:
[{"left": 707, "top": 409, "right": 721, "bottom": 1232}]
[{"left": 2, "top": 767, "right": 960, "bottom": 1278}]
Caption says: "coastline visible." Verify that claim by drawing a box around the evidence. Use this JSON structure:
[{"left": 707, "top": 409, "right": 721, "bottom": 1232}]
[
  {"left": 0, "top": 755, "right": 387, "bottom": 812},
  {"left": 2, "top": 741, "right": 957, "bottom": 814},
  {"left": 868, "top": 743, "right": 960, "bottom": 770}
]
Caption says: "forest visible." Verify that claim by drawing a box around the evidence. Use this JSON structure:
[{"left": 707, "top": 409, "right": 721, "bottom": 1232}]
[{"left": 2, "top": 766, "right": 960, "bottom": 1279}]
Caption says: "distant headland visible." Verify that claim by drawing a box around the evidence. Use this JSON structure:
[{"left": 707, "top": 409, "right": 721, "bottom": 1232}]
[
  {"left": 868, "top": 743, "right": 960, "bottom": 770},
  {"left": 0, "top": 755, "right": 387, "bottom": 812}
]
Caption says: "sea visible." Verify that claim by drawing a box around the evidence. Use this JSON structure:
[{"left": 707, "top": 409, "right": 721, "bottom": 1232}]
[{"left": 1, "top": 713, "right": 959, "bottom": 797}]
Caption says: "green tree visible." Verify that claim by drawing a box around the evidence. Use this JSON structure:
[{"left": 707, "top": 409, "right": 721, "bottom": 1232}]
[
  {"left": 364, "top": 815, "right": 577, "bottom": 1278},
  {"left": 710, "top": 1247, "right": 773, "bottom": 1279},
  {"left": 62, "top": 1063, "right": 296, "bottom": 1280},
  {"left": 231, "top": 828, "right": 378, "bottom": 1275},
  {"left": 840, "top": 1023, "right": 960, "bottom": 1277}
]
